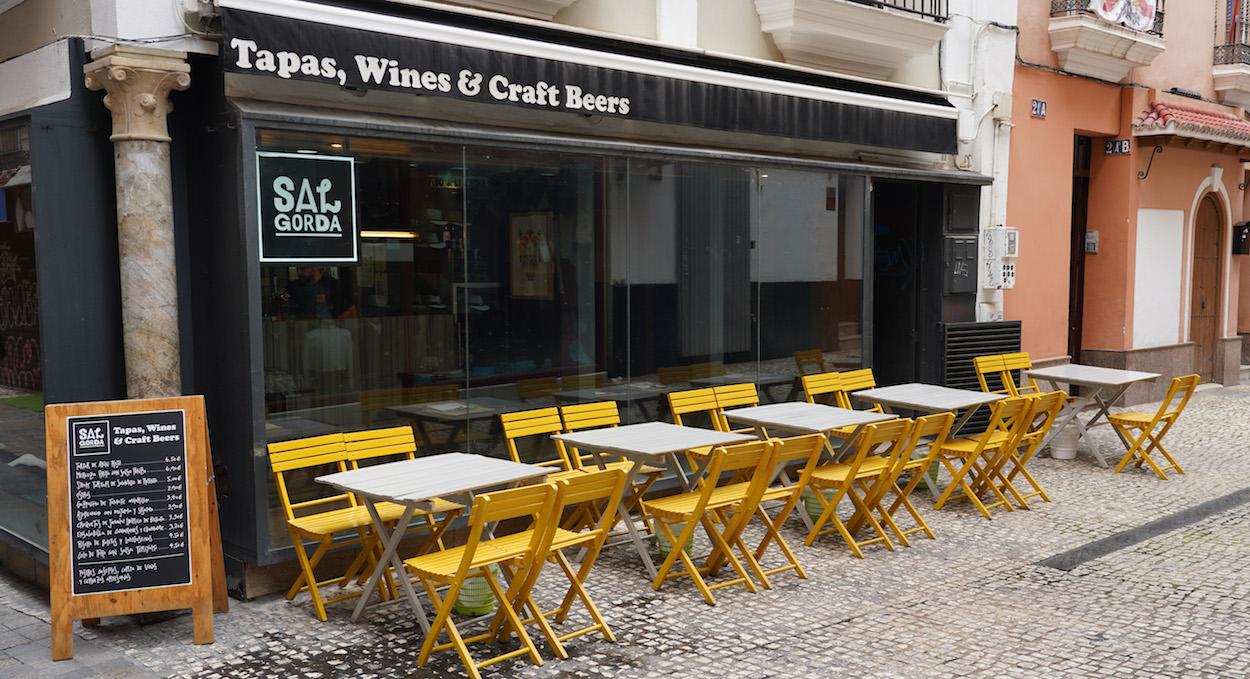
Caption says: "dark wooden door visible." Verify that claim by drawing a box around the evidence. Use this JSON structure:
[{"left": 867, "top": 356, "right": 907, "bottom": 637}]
[
  {"left": 1068, "top": 136, "right": 1092, "bottom": 360},
  {"left": 1190, "top": 195, "right": 1222, "bottom": 382}
]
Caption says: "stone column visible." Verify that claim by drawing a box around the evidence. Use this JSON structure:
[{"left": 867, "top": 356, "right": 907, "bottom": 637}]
[{"left": 84, "top": 47, "right": 190, "bottom": 399}]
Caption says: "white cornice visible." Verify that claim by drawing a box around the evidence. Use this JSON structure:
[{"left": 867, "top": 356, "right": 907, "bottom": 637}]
[
  {"left": 1213, "top": 64, "right": 1250, "bottom": 110},
  {"left": 1047, "top": 13, "right": 1165, "bottom": 83},
  {"left": 754, "top": 0, "right": 949, "bottom": 80},
  {"left": 442, "top": 0, "right": 575, "bottom": 21}
]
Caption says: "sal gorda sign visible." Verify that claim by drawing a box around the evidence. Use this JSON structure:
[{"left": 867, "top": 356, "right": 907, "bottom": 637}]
[{"left": 256, "top": 152, "right": 357, "bottom": 263}]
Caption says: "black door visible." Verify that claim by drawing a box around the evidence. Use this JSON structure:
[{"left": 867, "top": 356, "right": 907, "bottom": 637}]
[{"left": 872, "top": 181, "right": 920, "bottom": 385}]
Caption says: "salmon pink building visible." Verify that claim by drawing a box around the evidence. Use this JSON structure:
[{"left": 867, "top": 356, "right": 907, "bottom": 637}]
[{"left": 1008, "top": 0, "right": 1250, "bottom": 401}]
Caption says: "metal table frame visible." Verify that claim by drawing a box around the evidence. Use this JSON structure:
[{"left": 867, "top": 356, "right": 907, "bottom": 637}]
[
  {"left": 316, "top": 453, "right": 552, "bottom": 631},
  {"left": 1027, "top": 364, "right": 1160, "bottom": 467},
  {"left": 551, "top": 422, "right": 755, "bottom": 580},
  {"left": 721, "top": 402, "right": 898, "bottom": 531}
]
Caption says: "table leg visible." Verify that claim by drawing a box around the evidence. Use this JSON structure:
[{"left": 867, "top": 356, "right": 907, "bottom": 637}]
[
  {"left": 596, "top": 451, "right": 658, "bottom": 580},
  {"left": 1081, "top": 384, "right": 1132, "bottom": 467},
  {"left": 1036, "top": 378, "right": 1087, "bottom": 453},
  {"left": 353, "top": 500, "right": 427, "bottom": 631},
  {"left": 950, "top": 406, "right": 981, "bottom": 437}
]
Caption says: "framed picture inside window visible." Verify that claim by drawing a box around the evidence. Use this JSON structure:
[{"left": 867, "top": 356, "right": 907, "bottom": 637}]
[{"left": 509, "top": 212, "right": 554, "bottom": 300}]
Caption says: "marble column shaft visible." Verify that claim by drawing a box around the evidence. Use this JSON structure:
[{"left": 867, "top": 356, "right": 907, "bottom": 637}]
[{"left": 84, "top": 47, "right": 191, "bottom": 399}]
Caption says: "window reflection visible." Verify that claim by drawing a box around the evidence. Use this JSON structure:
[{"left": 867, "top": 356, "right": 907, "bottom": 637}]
[{"left": 256, "top": 129, "right": 867, "bottom": 549}]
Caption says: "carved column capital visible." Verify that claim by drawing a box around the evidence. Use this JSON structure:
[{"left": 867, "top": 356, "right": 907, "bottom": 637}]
[{"left": 84, "top": 46, "right": 191, "bottom": 143}]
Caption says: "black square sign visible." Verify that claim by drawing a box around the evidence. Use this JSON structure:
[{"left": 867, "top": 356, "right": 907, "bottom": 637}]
[{"left": 256, "top": 152, "right": 357, "bottom": 263}]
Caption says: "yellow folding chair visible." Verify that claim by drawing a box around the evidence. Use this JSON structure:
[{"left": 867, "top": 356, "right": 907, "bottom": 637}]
[
  {"left": 407, "top": 483, "right": 565, "bottom": 679},
  {"left": 793, "top": 349, "right": 828, "bottom": 375},
  {"left": 688, "top": 361, "right": 727, "bottom": 379},
  {"left": 500, "top": 408, "right": 581, "bottom": 478},
  {"left": 641, "top": 441, "right": 775, "bottom": 605},
  {"left": 343, "top": 427, "right": 464, "bottom": 557},
  {"left": 557, "top": 401, "right": 663, "bottom": 530},
  {"left": 800, "top": 371, "right": 842, "bottom": 406},
  {"left": 712, "top": 382, "right": 760, "bottom": 434},
  {"left": 831, "top": 368, "right": 884, "bottom": 412},
  {"left": 881, "top": 412, "right": 954, "bottom": 543},
  {"left": 749, "top": 433, "right": 826, "bottom": 581},
  {"left": 500, "top": 468, "right": 629, "bottom": 646},
  {"left": 269, "top": 433, "right": 395, "bottom": 621},
  {"left": 798, "top": 419, "right": 913, "bottom": 557},
  {"left": 933, "top": 396, "right": 1034, "bottom": 519},
  {"left": 998, "top": 390, "right": 1066, "bottom": 505},
  {"left": 974, "top": 352, "right": 1040, "bottom": 397},
  {"left": 667, "top": 387, "right": 725, "bottom": 464},
  {"left": 657, "top": 364, "right": 693, "bottom": 385},
  {"left": 516, "top": 376, "right": 561, "bottom": 402},
  {"left": 1109, "top": 374, "right": 1199, "bottom": 480},
  {"left": 560, "top": 373, "right": 605, "bottom": 390}
]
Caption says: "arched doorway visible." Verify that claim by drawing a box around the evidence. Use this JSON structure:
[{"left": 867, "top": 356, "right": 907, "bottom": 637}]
[{"left": 1190, "top": 194, "right": 1223, "bottom": 382}]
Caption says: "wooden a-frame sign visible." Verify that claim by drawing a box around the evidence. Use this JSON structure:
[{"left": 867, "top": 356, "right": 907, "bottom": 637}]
[{"left": 46, "top": 395, "right": 227, "bottom": 661}]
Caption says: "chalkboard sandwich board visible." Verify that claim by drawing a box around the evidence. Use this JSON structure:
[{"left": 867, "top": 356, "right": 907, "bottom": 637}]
[{"left": 46, "top": 395, "right": 225, "bottom": 661}]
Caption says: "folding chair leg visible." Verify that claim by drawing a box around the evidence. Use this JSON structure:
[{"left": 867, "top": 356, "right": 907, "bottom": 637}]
[
  {"left": 752, "top": 505, "right": 807, "bottom": 579},
  {"left": 417, "top": 578, "right": 480, "bottom": 679},
  {"left": 698, "top": 514, "right": 758, "bottom": 595},
  {"left": 1005, "top": 458, "right": 1050, "bottom": 503},
  {"left": 935, "top": 458, "right": 993, "bottom": 520},
  {"left": 651, "top": 520, "right": 715, "bottom": 604},
  {"left": 846, "top": 485, "right": 894, "bottom": 552},
  {"left": 552, "top": 551, "right": 616, "bottom": 642},
  {"left": 288, "top": 533, "right": 332, "bottom": 621},
  {"left": 1113, "top": 426, "right": 1151, "bottom": 474},
  {"left": 888, "top": 478, "right": 935, "bottom": 540},
  {"left": 706, "top": 508, "right": 771, "bottom": 590}
]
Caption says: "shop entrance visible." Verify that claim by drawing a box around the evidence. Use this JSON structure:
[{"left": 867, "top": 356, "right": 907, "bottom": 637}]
[
  {"left": 1068, "top": 136, "right": 1092, "bottom": 360},
  {"left": 0, "top": 170, "right": 40, "bottom": 393},
  {"left": 1190, "top": 194, "right": 1223, "bottom": 382}
]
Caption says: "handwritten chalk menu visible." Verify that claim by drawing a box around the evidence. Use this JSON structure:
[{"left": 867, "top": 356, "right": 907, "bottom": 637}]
[
  {"left": 47, "top": 396, "right": 222, "bottom": 661},
  {"left": 68, "top": 410, "right": 190, "bottom": 595}
]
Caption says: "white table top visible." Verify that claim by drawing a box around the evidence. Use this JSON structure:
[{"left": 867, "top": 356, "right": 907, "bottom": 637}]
[
  {"left": 554, "top": 384, "right": 666, "bottom": 402},
  {"left": 316, "top": 452, "right": 552, "bottom": 509},
  {"left": 551, "top": 421, "right": 754, "bottom": 459},
  {"left": 853, "top": 383, "right": 1004, "bottom": 412},
  {"left": 722, "top": 402, "right": 896, "bottom": 433},
  {"left": 1027, "top": 364, "right": 1160, "bottom": 388},
  {"left": 387, "top": 397, "right": 527, "bottom": 422},
  {"left": 688, "top": 372, "right": 794, "bottom": 387}
]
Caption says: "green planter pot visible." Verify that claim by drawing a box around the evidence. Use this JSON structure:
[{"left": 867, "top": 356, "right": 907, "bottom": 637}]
[
  {"left": 656, "top": 521, "right": 693, "bottom": 558},
  {"left": 453, "top": 564, "right": 501, "bottom": 617},
  {"left": 802, "top": 488, "right": 839, "bottom": 522}
]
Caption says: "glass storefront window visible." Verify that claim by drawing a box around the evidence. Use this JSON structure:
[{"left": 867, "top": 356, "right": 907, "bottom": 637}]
[
  {"left": 255, "top": 127, "right": 866, "bottom": 551},
  {"left": 0, "top": 140, "right": 46, "bottom": 549}
]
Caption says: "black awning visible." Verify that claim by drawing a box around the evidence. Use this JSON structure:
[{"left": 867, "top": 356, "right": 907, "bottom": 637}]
[{"left": 218, "top": 0, "right": 958, "bottom": 154}]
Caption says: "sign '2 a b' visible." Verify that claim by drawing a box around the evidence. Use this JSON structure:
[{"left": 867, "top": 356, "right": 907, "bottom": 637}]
[{"left": 256, "top": 152, "right": 358, "bottom": 263}]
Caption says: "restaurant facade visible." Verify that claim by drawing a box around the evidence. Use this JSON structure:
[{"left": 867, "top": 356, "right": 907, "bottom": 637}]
[{"left": 0, "top": 0, "right": 1015, "bottom": 593}]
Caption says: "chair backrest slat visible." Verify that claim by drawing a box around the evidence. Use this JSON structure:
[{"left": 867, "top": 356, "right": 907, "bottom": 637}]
[
  {"left": 712, "top": 383, "right": 759, "bottom": 431},
  {"left": 771, "top": 434, "right": 826, "bottom": 466},
  {"left": 344, "top": 426, "right": 417, "bottom": 466},
  {"left": 667, "top": 387, "right": 720, "bottom": 427},
  {"left": 557, "top": 401, "right": 620, "bottom": 469},
  {"left": 1159, "top": 374, "right": 1200, "bottom": 421},
  {"left": 502, "top": 407, "right": 572, "bottom": 469},
  {"left": 477, "top": 482, "right": 558, "bottom": 524},
  {"left": 801, "top": 372, "right": 842, "bottom": 405},
  {"left": 267, "top": 433, "right": 352, "bottom": 520}
]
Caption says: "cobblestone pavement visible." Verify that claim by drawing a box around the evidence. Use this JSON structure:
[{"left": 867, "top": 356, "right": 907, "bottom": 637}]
[{"left": 3, "top": 383, "right": 1250, "bottom": 678}]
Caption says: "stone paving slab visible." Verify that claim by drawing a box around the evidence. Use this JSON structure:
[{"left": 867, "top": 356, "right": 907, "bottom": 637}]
[{"left": 2, "top": 384, "right": 1250, "bottom": 677}]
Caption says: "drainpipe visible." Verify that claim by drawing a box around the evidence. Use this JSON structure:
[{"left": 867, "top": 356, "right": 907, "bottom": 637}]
[{"left": 84, "top": 46, "right": 191, "bottom": 398}]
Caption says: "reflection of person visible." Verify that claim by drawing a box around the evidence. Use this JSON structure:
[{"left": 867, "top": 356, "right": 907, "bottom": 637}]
[{"left": 280, "top": 267, "right": 353, "bottom": 319}]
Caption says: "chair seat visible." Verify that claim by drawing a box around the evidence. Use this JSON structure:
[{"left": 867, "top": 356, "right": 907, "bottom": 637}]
[
  {"left": 404, "top": 527, "right": 547, "bottom": 580},
  {"left": 642, "top": 483, "right": 750, "bottom": 520},
  {"left": 1108, "top": 412, "right": 1154, "bottom": 426},
  {"left": 809, "top": 456, "right": 890, "bottom": 485},
  {"left": 939, "top": 433, "right": 1009, "bottom": 455},
  {"left": 290, "top": 498, "right": 461, "bottom": 537},
  {"left": 581, "top": 460, "right": 664, "bottom": 476},
  {"left": 485, "top": 527, "right": 595, "bottom": 557}
]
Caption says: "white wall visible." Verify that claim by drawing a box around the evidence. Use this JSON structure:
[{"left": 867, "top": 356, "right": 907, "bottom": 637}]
[
  {"left": 1133, "top": 208, "right": 1185, "bottom": 348},
  {"left": 942, "top": 0, "right": 1018, "bottom": 322},
  {"left": 757, "top": 168, "right": 838, "bottom": 282}
]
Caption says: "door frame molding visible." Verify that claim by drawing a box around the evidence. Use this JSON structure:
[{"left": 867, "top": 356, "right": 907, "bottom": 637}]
[{"left": 1181, "top": 177, "right": 1232, "bottom": 342}]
